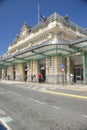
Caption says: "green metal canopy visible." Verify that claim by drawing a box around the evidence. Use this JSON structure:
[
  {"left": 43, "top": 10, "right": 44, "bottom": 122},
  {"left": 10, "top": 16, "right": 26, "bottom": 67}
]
[
  {"left": 70, "top": 37, "right": 87, "bottom": 52},
  {"left": 0, "top": 37, "right": 87, "bottom": 69}
]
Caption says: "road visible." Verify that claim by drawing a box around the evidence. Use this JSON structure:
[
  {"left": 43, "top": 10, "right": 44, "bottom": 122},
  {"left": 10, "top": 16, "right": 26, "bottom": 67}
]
[{"left": 0, "top": 83, "right": 87, "bottom": 130}]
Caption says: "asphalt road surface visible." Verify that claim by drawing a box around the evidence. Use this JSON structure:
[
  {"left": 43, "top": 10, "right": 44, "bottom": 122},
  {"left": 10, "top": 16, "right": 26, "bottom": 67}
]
[{"left": 0, "top": 83, "right": 87, "bottom": 130}]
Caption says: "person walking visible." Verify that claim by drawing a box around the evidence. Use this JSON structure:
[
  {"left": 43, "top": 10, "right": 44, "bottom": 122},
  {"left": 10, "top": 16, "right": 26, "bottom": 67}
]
[{"left": 38, "top": 72, "right": 42, "bottom": 82}]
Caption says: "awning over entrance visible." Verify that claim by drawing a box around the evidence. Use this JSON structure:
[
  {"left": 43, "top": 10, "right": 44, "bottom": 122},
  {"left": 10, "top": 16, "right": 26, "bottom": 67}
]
[
  {"left": 0, "top": 37, "right": 87, "bottom": 69},
  {"left": 70, "top": 37, "right": 87, "bottom": 52}
]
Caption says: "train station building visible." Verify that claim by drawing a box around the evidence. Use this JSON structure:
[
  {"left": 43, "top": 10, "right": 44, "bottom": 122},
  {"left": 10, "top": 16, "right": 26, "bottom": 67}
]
[{"left": 0, "top": 12, "right": 87, "bottom": 84}]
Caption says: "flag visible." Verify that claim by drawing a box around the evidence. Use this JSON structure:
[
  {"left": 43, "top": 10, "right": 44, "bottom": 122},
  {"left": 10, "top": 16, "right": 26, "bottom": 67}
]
[{"left": 38, "top": 3, "right": 46, "bottom": 23}]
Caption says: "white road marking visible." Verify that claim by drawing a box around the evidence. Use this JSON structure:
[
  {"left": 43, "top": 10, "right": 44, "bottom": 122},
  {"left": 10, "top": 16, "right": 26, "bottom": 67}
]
[
  {"left": 29, "top": 98, "right": 61, "bottom": 110},
  {"left": 30, "top": 98, "right": 48, "bottom": 105},
  {"left": 1, "top": 116, "right": 13, "bottom": 123},
  {"left": 7, "top": 90, "right": 21, "bottom": 96},
  {"left": 33, "top": 100, "right": 48, "bottom": 105},
  {"left": 0, "top": 118, "right": 12, "bottom": 130},
  {"left": 82, "top": 115, "right": 87, "bottom": 118},
  {"left": 51, "top": 105, "right": 61, "bottom": 110}
]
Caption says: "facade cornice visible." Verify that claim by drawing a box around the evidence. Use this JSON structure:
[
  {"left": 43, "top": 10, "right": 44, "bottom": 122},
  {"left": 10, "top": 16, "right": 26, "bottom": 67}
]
[{"left": 9, "top": 12, "right": 87, "bottom": 49}]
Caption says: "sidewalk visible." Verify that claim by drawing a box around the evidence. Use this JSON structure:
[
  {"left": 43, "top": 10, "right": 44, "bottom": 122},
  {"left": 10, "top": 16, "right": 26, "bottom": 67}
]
[{"left": 0, "top": 80, "right": 87, "bottom": 91}]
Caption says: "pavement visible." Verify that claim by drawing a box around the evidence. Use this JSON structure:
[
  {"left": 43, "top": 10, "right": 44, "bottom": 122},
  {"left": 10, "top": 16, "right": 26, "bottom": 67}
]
[{"left": 0, "top": 80, "right": 87, "bottom": 92}]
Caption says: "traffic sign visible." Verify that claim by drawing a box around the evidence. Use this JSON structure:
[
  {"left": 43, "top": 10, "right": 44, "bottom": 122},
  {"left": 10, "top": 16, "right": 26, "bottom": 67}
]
[
  {"left": 61, "top": 68, "right": 64, "bottom": 72},
  {"left": 61, "top": 64, "right": 65, "bottom": 69},
  {"left": 61, "top": 64, "right": 65, "bottom": 72}
]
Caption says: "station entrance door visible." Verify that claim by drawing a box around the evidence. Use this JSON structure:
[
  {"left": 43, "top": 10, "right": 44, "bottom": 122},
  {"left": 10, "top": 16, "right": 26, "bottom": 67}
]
[{"left": 74, "top": 67, "right": 83, "bottom": 82}]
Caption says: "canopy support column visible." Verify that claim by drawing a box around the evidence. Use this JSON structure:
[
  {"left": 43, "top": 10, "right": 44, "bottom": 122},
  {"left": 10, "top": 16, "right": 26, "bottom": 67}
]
[{"left": 84, "top": 53, "right": 87, "bottom": 84}]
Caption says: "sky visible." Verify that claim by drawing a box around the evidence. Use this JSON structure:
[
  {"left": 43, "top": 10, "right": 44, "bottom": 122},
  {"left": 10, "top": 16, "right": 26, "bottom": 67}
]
[{"left": 0, "top": 0, "right": 87, "bottom": 55}]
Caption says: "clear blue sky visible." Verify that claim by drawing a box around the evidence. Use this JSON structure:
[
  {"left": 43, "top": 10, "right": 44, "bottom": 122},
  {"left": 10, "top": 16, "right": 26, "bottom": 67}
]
[{"left": 0, "top": 0, "right": 87, "bottom": 55}]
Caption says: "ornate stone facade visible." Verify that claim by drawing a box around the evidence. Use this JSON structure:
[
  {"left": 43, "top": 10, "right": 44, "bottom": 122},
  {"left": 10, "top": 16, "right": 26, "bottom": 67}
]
[{"left": 0, "top": 12, "right": 87, "bottom": 84}]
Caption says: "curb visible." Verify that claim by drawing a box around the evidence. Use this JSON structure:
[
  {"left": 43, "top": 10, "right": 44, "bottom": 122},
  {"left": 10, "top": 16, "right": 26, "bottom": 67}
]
[{"left": 0, "top": 80, "right": 87, "bottom": 91}]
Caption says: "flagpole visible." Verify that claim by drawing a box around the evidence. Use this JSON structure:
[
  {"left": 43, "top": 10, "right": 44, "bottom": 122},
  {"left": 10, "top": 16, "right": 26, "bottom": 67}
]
[{"left": 38, "top": 3, "right": 40, "bottom": 24}]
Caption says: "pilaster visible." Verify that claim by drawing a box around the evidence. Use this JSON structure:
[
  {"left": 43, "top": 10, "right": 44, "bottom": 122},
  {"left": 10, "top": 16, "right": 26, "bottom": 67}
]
[
  {"left": 2, "top": 69, "right": 5, "bottom": 80},
  {"left": 27, "top": 61, "right": 38, "bottom": 82},
  {"left": 8, "top": 66, "right": 14, "bottom": 80},
  {"left": 46, "top": 56, "right": 63, "bottom": 83},
  {"left": 15, "top": 64, "right": 24, "bottom": 81},
  {"left": 82, "top": 53, "right": 86, "bottom": 84},
  {"left": 66, "top": 57, "right": 70, "bottom": 83}
]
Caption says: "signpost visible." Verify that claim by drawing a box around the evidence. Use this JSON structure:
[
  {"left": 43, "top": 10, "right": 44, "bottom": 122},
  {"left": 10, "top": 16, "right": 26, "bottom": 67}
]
[{"left": 61, "top": 64, "right": 65, "bottom": 86}]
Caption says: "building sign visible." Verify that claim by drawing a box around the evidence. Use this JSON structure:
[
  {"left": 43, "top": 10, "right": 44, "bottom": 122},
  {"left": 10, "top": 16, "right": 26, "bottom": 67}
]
[{"left": 41, "top": 67, "right": 45, "bottom": 70}]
